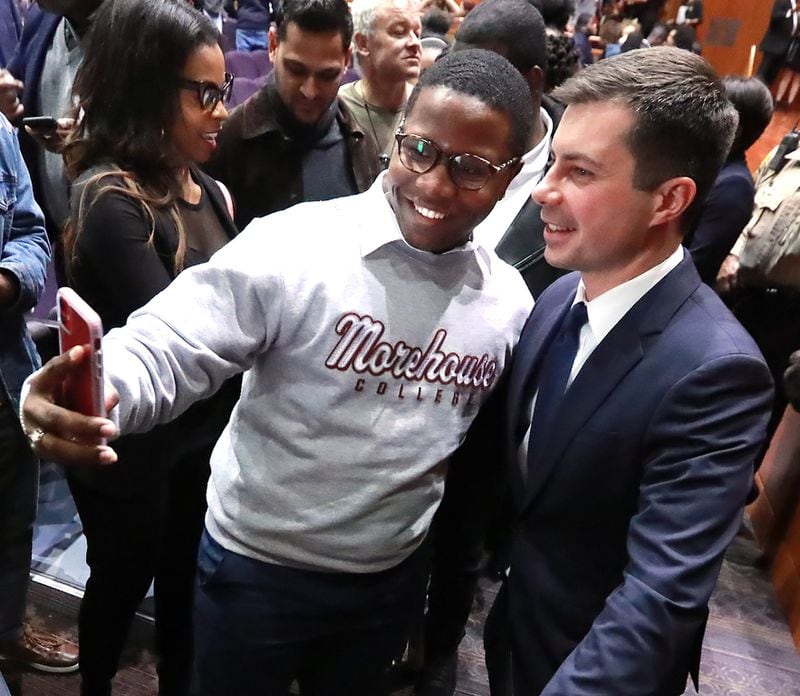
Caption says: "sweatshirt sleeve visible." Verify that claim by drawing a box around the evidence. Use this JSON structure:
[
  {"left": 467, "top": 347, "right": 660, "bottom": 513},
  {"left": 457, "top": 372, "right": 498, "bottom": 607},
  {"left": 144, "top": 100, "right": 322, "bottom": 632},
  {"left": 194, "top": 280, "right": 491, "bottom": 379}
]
[{"left": 103, "top": 220, "right": 285, "bottom": 434}]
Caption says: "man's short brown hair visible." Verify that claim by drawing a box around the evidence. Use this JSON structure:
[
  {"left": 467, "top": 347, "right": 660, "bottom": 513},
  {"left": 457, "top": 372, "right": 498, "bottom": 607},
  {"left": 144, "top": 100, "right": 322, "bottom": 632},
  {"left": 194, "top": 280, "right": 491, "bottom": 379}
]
[{"left": 553, "top": 47, "right": 738, "bottom": 228}]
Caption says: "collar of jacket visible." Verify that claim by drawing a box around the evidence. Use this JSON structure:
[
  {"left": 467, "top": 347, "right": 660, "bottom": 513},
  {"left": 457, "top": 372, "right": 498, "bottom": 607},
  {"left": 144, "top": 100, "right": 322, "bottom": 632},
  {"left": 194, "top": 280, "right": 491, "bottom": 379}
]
[{"left": 236, "top": 83, "right": 367, "bottom": 144}]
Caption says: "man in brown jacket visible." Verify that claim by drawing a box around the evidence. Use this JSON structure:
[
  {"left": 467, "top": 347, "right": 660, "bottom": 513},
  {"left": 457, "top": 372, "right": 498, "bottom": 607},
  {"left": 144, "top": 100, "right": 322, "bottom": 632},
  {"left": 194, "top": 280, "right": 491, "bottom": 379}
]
[{"left": 206, "top": 0, "right": 381, "bottom": 229}]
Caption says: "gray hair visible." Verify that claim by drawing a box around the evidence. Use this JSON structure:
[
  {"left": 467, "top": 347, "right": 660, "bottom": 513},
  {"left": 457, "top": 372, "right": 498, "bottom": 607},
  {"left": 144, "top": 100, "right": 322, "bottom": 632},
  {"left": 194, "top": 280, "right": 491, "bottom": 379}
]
[
  {"left": 351, "top": 0, "right": 419, "bottom": 75},
  {"left": 351, "top": 0, "right": 401, "bottom": 36}
]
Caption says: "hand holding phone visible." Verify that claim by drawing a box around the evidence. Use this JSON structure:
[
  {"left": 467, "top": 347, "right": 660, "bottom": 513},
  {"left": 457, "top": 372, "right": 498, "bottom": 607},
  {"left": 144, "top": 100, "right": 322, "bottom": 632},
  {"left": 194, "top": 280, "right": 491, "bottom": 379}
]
[
  {"left": 57, "top": 287, "right": 105, "bottom": 419},
  {"left": 22, "top": 116, "right": 73, "bottom": 153},
  {"left": 22, "top": 116, "right": 59, "bottom": 133}
]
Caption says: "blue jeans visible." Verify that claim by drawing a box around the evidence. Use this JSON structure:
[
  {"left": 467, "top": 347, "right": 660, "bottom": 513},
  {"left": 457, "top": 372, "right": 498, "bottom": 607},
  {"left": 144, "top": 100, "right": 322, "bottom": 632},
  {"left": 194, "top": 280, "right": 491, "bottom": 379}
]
[
  {"left": 235, "top": 28, "right": 268, "bottom": 52},
  {"left": 192, "top": 530, "right": 429, "bottom": 695}
]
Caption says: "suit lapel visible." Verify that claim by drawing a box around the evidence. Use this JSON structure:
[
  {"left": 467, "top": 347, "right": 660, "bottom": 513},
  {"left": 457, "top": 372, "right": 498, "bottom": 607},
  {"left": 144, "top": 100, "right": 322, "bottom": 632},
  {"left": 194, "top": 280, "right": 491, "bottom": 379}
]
[
  {"left": 521, "top": 322, "right": 644, "bottom": 509},
  {"left": 519, "top": 255, "right": 702, "bottom": 512},
  {"left": 506, "top": 279, "right": 577, "bottom": 431},
  {"left": 506, "top": 278, "right": 578, "bottom": 504}
]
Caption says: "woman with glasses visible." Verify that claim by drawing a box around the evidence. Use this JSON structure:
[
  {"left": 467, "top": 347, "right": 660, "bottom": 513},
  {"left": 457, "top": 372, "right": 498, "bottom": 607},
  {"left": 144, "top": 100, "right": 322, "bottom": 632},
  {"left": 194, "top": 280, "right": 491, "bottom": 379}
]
[{"left": 61, "top": 0, "right": 238, "bottom": 693}]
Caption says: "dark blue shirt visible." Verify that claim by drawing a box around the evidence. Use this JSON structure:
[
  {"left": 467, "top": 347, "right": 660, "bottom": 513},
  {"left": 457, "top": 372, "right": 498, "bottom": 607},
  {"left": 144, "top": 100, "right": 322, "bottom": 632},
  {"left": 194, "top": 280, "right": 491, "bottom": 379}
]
[
  {"left": 572, "top": 30, "right": 594, "bottom": 66},
  {"left": 686, "top": 154, "right": 755, "bottom": 285}
]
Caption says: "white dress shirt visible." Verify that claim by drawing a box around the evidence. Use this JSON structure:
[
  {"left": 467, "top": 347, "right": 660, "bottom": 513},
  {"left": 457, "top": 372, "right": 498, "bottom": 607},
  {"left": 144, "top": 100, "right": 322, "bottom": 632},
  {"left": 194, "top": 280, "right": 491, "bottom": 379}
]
[
  {"left": 567, "top": 245, "right": 684, "bottom": 385},
  {"left": 520, "top": 245, "right": 684, "bottom": 470}
]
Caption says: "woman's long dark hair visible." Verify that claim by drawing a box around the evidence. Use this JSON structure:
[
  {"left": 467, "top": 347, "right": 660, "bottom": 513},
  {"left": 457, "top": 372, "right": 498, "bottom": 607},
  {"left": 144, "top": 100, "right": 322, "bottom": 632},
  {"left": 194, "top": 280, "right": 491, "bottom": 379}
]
[{"left": 63, "top": 0, "right": 221, "bottom": 274}]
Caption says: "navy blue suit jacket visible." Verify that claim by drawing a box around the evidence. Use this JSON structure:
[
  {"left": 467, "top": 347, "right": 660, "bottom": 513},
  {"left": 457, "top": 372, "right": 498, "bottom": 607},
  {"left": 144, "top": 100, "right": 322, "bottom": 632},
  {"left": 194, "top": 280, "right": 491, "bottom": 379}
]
[{"left": 496, "top": 255, "right": 772, "bottom": 694}]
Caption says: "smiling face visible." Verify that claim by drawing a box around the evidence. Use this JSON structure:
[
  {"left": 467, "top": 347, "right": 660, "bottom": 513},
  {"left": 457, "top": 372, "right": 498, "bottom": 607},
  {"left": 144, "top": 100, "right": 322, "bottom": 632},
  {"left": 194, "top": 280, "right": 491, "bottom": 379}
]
[
  {"left": 358, "top": 0, "right": 422, "bottom": 82},
  {"left": 533, "top": 101, "right": 674, "bottom": 299},
  {"left": 385, "top": 86, "right": 519, "bottom": 253},
  {"left": 270, "top": 22, "right": 351, "bottom": 125},
  {"left": 170, "top": 43, "right": 228, "bottom": 166}
]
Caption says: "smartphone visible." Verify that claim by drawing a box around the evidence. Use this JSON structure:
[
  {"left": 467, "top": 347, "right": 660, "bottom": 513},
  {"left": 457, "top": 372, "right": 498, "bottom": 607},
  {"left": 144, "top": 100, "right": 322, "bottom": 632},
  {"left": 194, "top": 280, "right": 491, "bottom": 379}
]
[
  {"left": 57, "top": 287, "right": 105, "bottom": 419},
  {"left": 22, "top": 116, "right": 59, "bottom": 133}
]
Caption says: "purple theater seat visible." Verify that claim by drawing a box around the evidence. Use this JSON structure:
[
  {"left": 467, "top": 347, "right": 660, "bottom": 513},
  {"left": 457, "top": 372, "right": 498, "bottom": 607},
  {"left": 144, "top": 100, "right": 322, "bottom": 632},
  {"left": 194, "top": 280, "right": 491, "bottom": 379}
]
[
  {"left": 226, "top": 73, "right": 269, "bottom": 109},
  {"left": 27, "top": 262, "right": 60, "bottom": 363},
  {"left": 221, "top": 17, "right": 237, "bottom": 53},
  {"left": 341, "top": 66, "right": 359, "bottom": 85},
  {"left": 30, "top": 262, "right": 58, "bottom": 321},
  {"left": 224, "top": 49, "right": 271, "bottom": 79}
]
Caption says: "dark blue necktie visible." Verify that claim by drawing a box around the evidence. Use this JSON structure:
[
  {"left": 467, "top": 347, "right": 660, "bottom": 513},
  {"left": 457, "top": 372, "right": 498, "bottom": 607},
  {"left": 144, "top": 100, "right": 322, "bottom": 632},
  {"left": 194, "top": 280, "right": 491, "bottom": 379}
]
[{"left": 525, "top": 302, "right": 588, "bottom": 483}]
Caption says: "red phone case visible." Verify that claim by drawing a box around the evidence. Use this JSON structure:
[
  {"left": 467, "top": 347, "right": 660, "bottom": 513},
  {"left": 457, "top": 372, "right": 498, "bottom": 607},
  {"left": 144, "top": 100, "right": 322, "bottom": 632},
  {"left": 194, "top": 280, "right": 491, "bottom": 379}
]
[{"left": 57, "top": 287, "right": 105, "bottom": 419}]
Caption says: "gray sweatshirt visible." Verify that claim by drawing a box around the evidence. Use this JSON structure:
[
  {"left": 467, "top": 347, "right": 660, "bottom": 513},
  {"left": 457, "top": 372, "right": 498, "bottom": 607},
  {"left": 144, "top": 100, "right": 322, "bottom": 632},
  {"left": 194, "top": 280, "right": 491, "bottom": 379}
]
[{"left": 104, "top": 176, "right": 533, "bottom": 573}]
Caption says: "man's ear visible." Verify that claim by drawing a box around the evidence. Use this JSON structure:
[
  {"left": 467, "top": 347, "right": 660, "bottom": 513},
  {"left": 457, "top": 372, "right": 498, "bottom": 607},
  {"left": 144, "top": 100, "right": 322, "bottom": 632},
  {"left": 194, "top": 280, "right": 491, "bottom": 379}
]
[
  {"left": 268, "top": 25, "right": 280, "bottom": 62},
  {"left": 524, "top": 65, "right": 544, "bottom": 100},
  {"left": 649, "top": 176, "right": 697, "bottom": 228},
  {"left": 353, "top": 31, "right": 369, "bottom": 57}
]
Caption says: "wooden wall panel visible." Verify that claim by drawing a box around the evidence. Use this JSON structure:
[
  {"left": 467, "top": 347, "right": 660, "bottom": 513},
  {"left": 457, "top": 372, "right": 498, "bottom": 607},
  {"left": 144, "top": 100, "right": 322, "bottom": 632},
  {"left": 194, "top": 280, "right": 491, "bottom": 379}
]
[
  {"left": 663, "top": 0, "right": 683, "bottom": 22},
  {"left": 621, "top": 1, "right": 771, "bottom": 77},
  {"left": 696, "top": 0, "right": 773, "bottom": 76}
]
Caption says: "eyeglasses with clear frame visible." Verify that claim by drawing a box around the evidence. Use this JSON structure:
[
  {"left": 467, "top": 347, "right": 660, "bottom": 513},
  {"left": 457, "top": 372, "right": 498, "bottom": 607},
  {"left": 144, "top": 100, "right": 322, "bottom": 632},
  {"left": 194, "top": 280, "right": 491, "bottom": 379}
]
[
  {"left": 394, "top": 130, "right": 520, "bottom": 191},
  {"left": 178, "top": 72, "right": 234, "bottom": 112}
]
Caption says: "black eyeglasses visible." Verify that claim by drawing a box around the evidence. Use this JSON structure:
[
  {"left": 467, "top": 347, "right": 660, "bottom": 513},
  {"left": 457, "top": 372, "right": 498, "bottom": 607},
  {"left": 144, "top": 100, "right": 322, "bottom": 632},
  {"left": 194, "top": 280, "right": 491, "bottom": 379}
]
[
  {"left": 395, "top": 130, "right": 519, "bottom": 191},
  {"left": 178, "top": 73, "right": 234, "bottom": 112}
]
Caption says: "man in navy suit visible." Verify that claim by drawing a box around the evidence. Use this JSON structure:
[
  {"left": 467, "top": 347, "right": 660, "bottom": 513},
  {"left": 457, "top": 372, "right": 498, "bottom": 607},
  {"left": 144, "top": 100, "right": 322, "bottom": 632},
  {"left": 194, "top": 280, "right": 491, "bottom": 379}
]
[{"left": 470, "top": 47, "right": 774, "bottom": 694}]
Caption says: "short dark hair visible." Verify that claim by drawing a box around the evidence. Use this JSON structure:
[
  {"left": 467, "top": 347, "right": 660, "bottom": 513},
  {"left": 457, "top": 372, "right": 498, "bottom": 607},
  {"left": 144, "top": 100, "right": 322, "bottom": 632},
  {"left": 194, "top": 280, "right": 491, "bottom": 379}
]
[
  {"left": 620, "top": 30, "right": 645, "bottom": 52},
  {"left": 274, "top": 0, "right": 353, "bottom": 48},
  {"left": 539, "top": 0, "right": 574, "bottom": 30},
  {"left": 552, "top": 47, "right": 738, "bottom": 227},
  {"left": 723, "top": 76, "right": 773, "bottom": 154},
  {"left": 404, "top": 48, "right": 534, "bottom": 157},
  {"left": 454, "top": 0, "right": 547, "bottom": 74},
  {"left": 670, "top": 24, "right": 697, "bottom": 52},
  {"left": 647, "top": 22, "right": 668, "bottom": 45},
  {"left": 575, "top": 12, "right": 592, "bottom": 32},
  {"left": 421, "top": 8, "right": 452, "bottom": 39}
]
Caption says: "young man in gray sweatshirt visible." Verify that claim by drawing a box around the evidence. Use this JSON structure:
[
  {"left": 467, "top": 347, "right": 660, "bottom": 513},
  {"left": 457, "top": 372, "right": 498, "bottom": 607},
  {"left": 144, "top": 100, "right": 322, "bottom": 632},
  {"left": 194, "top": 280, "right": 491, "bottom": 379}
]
[{"left": 21, "top": 49, "right": 533, "bottom": 695}]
